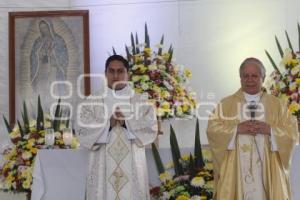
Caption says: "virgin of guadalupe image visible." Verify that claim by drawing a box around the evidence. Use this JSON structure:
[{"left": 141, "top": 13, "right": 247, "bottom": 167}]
[
  {"left": 18, "top": 17, "right": 82, "bottom": 115},
  {"left": 30, "top": 19, "right": 68, "bottom": 97}
]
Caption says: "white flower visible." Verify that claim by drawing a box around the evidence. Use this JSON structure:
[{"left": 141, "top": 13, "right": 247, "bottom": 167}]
[
  {"left": 278, "top": 81, "right": 286, "bottom": 89},
  {"left": 190, "top": 195, "right": 201, "bottom": 200},
  {"left": 158, "top": 64, "right": 166, "bottom": 70},
  {"left": 291, "top": 65, "right": 300, "bottom": 75},
  {"left": 148, "top": 64, "right": 157, "bottom": 71},
  {"left": 22, "top": 151, "right": 32, "bottom": 160},
  {"left": 161, "top": 192, "right": 170, "bottom": 200},
  {"left": 191, "top": 177, "right": 205, "bottom": 187},
  {"left": 141, "top": 83, "right": 149, "bottom": 90}
]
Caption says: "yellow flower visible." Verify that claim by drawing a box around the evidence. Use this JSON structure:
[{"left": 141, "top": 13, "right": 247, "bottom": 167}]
[
  {"left": 132, "top": 75, "right": 141, "bottom": 82},
  {"left": 22, "top": 180, "right": 31, "bottom": 189},
  {"left": 37, "top": 137, "right": 45, "bottom": 144},
  {"left": 9, "top": 130, "right": 21, "bottom": 139},
  {"left": 202, "top": 149, "right": 212, "bottom": 161},
  {"left": 176, "top": 105, "right": 183, "bottom": 116},
  {"left": 204, "top": 180, "right": 214, "bottom": 189},
  {"left": 281, "top": 48, "right": 294, "bottom": 66},
  {"left": 191, "top": 177, "right": 205, "bottom": 187},
  {"left": 181, "top": 154, "right": 190, "bottom": 161},
  {"left": 176, "top": 195, "right": 189, "bottom": 200},
  {"left": 159, "top": 171, "right": 172, "bottom": 183},
  {"left": 134, "top": 88, "right": 143, "bottom": 93},
  {"left": 184, "top": 69, "right": 192, "bottom": 78},
  {"left": 26, "top": 139, "right": 35, "bottom": 149},
  {"left": 204, "top": 162, "right": 213, "bottom": 170},
  {"left": 164, "top": 161, "right": 174, "bottom": 169},
  {"left": 141, "top": 75, "right": 150, "bottom": 81},
  {"left": 288, "top": 102, "right": 300, "bottom": 114},
  {"left": 29, "top": 147, "right": 38, "bottom": 154},
  {"left": 182, "top": 104, "right": 190, "bottom": 112},
  {"left": 161, "top": 90, "right": 170, "bottom": 98},
  {"left": 153, "top": 85, "right": 161, "bottom": 93},
  {"left": 71, "top": 137, "right": 80, "bottom": 149},
  {"left": 163, "top": 53, "right": 170, "bottom": 61},
  {"left": 133, "top": 55, "right": 143, "bottom": 63},
  {"left": 296, "top": 78, "right": 300, "bottom": 84},
  {"left": 144, "top": 48, "right": 152, "bottom": 56},
  {"left": 161, "top": 101, "right": 170, "bottom": 110}
]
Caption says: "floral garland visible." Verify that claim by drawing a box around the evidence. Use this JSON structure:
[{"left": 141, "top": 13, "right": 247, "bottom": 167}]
[
  {"left": 119, "top": 24, "right": 197, "bottom": 119},
  {"left": 265, "top": 25, "right": 300, "bottom": 118},
  {"left": 150, "top": 150, "right": 213, "bottom": 200},
  {"left": 0, "top": 99, "right": 79, "bottom": 193},
  {"left": 150, "top": 120, "right": 214, "bottom": 200}
]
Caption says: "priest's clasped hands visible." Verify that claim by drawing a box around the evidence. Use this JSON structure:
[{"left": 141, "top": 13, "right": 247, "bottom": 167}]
[
  {"left": 110, "top": 107, "right": 125, "bottom": 127},
  {"left": 237, "top": 120, "right": 271, "bottom": 136}
]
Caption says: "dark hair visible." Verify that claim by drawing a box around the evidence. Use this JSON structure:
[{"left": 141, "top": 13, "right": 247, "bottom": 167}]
[{"left": 105, "top": 55, "right": 129, "bottom": 71}]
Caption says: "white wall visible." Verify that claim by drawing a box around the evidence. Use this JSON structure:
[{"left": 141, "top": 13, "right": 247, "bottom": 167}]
[{"left": 0, "top": 0, "right": 299, "bottom": 148}]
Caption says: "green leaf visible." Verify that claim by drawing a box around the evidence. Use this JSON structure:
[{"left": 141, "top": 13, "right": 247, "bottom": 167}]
[
  {"left": 131, "top": 32, "right": 136, "bottom": 55},
  {"left": 265, "top": 50, "right": 282, "bottom": 77},
  {"left": 145, "top": 23, "right": 150, "bottom": 48},
  {"left": 135, "top": 32, "right": 140, "bottom": 54},
  {"left": 65, "top": 109, "right": 71, "bottom": 128},
  {"left": 125, "top": 45, "right": 132, "bottom": 65},
  {"left": 151, "top": 143, "right": 165, "bottom": 174},
  {"left": 158, "top": 35, "right": 164, "bottom": 56},
  {"left": 36, "top": 95, "right": 44, "bottom": 132},
  {"left": 168, "top": 47, "right": 173, "bottom": 63},
  {"left": 22, "top": 101, "right": 30, "bottom": 134},
  {"left": 17, "top": 120, "right": 24, "bottom": 137},
  {"left": 112, "top": 47, "right": 117, "bottom": 55},
  {"left": 194, "top": 118, "right": 205, "bottom": 169},
  {"left": 285, "top": 31, "right": 294, "bottom": 54},
  {"left": 188, "top": 153, "right": 196, "bottom": 177},
  {"left": 275, "top": 36, "right": 284, "bottom": 58},
  {"left": 170, "top": 125, "right": 183, "bottom": 176},
  {"left": 168, "top": 44, "right": 173, "bottom": 54},
  {"left": 52, "top": 99, "right": 61, "bottom": 132},
  {"left": 3, "top": 115, "right": 12, "bottom": 133}
]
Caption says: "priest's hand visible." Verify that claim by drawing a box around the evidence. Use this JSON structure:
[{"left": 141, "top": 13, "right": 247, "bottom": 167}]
[
  {"left": 252, "top": 120, "right": 271, "bottom": 136},
  {"left": 237, "top": 120, "right": 257, "bottom": 135},
  {"left": 110, "top": 107, "right": 125, "bottom": 127},
  {"left": 237, "top": 120, "right": 270, "bottom": 136}
]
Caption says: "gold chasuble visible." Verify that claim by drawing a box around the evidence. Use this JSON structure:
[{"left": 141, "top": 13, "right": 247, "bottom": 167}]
[{"left": 207, "top": 89, "right": 299, "bottom": 200}]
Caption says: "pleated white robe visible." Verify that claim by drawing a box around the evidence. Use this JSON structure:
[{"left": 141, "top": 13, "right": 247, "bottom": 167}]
[{"left": 77, "top": 86, "right": 158, "bottom": 200}]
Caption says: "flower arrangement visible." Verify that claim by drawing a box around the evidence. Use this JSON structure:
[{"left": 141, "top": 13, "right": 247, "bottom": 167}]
[
  {"left": 0, "top": 97, "right": 79, "bottom": 193},
  {"left": 265, "top": 23, "right": 300, "bottom": 118},
  {"left": 114, "top": 24, "right": 197, "bottom": 119},
  {"left": 150, "top": 119, "right": 214, "bottom": 200}
]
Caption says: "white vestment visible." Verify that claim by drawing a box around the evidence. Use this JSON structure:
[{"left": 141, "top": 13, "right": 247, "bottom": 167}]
[
  {"left": 227, "top": 92, "right": 278, "bottom": 200},
  {"left": 77, "top": 85, "right": 158, "bottom": 200}
]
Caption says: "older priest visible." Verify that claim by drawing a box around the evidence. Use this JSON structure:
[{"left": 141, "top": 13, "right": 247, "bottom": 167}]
[
  {"left": 77, "top": 55, "right": 157, "bottom": 200},
  {"left": 207, "top": 58, "right": 299, "bottom": 200}
]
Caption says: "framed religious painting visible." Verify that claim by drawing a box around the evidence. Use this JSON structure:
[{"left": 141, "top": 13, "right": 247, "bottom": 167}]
[{"left": 9, "top": 10, "right": 90, "bottom": 124}]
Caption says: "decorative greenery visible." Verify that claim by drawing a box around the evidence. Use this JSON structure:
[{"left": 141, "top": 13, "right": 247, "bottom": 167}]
[
  {"left": 150, "top": 119, "right": 214, "bottom": 200},
  {"left": 0, "top": 97, "right": 79, "bottom": 193},
  {"left": 266, "top": 23, "right": 300, "bottom": 118},
  {"left": 114, "top": 24, "right": 197, "bottom": 119}
]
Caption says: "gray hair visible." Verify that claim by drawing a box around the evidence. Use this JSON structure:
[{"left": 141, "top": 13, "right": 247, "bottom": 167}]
[{"left": 239, "top": 57, "right": 266, "bottom": 80}]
